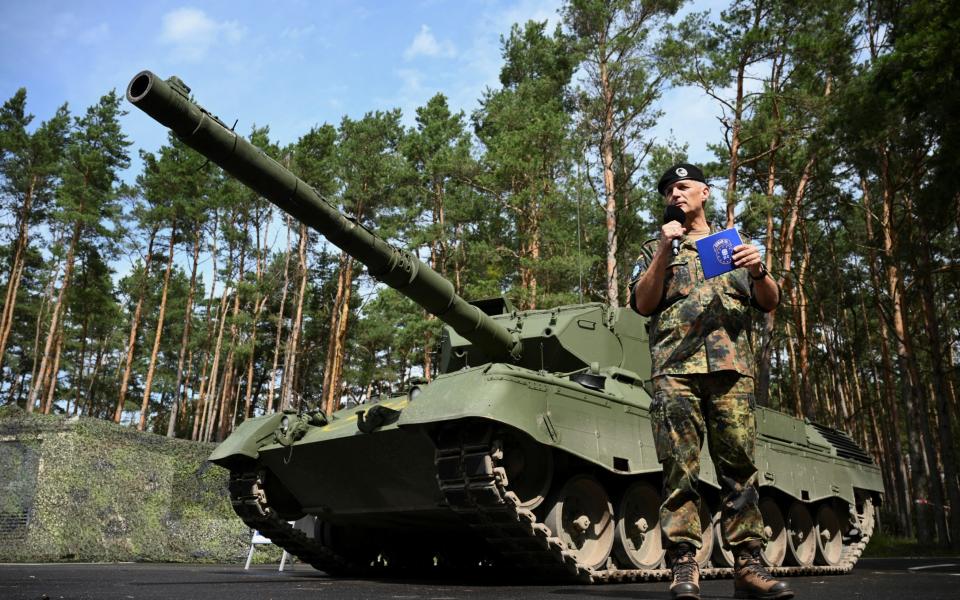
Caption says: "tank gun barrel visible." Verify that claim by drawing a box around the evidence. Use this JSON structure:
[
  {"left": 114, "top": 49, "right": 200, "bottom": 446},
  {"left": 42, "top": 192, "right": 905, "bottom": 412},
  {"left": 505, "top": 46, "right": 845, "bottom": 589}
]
[{"left": 127, "top": 70, "right": 521, "bottom": 362}]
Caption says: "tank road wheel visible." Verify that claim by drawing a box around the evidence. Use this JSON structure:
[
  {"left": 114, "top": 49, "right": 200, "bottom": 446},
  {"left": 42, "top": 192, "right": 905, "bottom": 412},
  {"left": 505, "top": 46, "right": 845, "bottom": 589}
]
[
  {"left": 815, "top": 503, "right": 843, "bottom": 565},
  {"left": 613, "top": 481, "right": 665, "bottom": 569},
  {"left": 545, "top": 474, "right": 615, "bottom": 570},
  {"left": 492, "top": 429, "right": 553, "bottom": 510},
  {"left": 694, "top": 502, "right": 714, "bottom": 567},
  {"left": 785, "top": 502, "right": 816, "bottom": 566},
  {"left": 711, "top": 512, "right": 735, "bottom": 568},
  {"left": 758, "top": 496, "right": 787, "bottom": 567}
]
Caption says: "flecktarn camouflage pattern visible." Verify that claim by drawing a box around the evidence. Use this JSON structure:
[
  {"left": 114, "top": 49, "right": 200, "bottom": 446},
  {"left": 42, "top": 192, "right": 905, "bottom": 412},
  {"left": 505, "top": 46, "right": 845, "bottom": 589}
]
[
  {"left": 652, "top": 373, "right": 764, "bottom": 553},
  {"left": 629, "top": 225, "right": 772, "bottom": 378}
]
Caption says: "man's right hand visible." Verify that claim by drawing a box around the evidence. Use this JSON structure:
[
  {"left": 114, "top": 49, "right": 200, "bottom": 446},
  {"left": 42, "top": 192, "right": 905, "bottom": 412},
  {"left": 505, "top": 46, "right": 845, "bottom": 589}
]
[{"left": 659, "top": 221, "right": 687, "bottom": 255}]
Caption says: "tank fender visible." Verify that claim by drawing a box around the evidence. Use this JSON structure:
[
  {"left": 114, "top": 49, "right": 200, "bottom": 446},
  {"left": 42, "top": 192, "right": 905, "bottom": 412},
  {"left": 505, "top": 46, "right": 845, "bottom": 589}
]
[
  {"left": 208, "top": 412, "right": 287, "bottom": 466},
  {"left": 398, "top": 364, "right": 707, "bottom": 481}
]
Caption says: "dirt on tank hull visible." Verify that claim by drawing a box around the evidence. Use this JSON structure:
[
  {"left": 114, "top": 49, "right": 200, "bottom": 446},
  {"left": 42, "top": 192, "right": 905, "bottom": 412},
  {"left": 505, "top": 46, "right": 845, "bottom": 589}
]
[{"left": 127, "top": 70, "right": 883, "bottom": 583}]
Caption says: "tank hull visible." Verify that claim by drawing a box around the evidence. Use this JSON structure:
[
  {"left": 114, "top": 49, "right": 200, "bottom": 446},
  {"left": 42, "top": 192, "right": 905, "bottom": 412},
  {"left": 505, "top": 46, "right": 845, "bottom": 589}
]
[{"left": 212, "top": 364, "right": 883, "bottom": 581}]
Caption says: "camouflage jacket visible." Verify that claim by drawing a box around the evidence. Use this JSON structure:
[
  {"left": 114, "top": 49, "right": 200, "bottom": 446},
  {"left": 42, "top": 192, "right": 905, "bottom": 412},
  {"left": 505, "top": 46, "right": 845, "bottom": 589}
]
[{"left": 628, "top": 224, "right": 778, "bottom": 378}]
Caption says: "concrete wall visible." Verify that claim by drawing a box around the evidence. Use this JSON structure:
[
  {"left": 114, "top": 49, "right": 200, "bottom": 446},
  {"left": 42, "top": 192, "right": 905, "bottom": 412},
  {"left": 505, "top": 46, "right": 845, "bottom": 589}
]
[{"left": 0, "top": 406, "right": 254, "bottom": 563}]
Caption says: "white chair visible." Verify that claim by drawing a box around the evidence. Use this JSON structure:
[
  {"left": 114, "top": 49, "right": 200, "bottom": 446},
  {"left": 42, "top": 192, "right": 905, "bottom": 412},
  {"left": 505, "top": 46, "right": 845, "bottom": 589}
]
[
  {"left": 245, "top": 529, "right": 291, "bottom": 571},
  {"left": 244, "top": 516, "right": 315, "bottom": 571}
]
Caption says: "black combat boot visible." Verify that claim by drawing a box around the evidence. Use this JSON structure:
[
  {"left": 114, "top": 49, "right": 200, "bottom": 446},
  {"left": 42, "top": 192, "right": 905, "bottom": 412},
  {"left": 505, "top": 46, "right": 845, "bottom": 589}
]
[
  {"left": 668, "top": 542, "right": 700, "bottom": 600},
  {"left": 733, "top": 541, "right": 794, "bottom": 599}
]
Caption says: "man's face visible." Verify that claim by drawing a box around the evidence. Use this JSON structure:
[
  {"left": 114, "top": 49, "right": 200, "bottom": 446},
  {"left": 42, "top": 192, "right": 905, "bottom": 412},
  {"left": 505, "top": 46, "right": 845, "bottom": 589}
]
[{"left": 664, "top": 180, "right": 709, "bottom": 216}]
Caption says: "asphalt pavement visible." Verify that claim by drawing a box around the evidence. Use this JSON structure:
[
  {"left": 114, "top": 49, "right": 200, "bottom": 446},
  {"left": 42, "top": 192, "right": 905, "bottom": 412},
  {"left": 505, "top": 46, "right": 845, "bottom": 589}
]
[{"left": 1, "top": 558, "right": 957, "bottom": 600}]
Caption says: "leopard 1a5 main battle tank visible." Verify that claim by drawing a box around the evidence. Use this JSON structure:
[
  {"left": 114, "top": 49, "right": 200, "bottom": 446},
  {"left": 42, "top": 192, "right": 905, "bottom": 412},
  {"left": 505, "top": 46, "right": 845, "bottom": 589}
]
[{"left": 127, "top": 70, "right": 883, "bottom": 583}]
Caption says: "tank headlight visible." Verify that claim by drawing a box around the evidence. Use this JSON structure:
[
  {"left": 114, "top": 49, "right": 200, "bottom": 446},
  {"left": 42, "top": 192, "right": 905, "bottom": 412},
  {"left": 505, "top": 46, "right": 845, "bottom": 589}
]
[
  {"left": 408, "top": 386, "right": 422, "bottom": 401},
  {"left": 280, "top": 415, "right": 290, "bottom": 433}
]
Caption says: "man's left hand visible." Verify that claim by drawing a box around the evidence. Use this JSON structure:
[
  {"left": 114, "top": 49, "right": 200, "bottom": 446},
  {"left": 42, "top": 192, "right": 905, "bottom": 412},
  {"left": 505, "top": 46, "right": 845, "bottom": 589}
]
[{"left": 732, "top": 243, "right": 764, "bottom": 278}]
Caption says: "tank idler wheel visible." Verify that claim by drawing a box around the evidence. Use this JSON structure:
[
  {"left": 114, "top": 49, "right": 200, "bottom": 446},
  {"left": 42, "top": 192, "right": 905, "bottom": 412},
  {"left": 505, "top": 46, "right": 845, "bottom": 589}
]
[
  {"left": 815, "top": 503, "right": 843, "bottom": 566},
  {"left": 492, "top": 429, "right": 553, "bottom": 511},
  {"left": 711, "top": 512, "right": 735, "bottom": 568},
  {"left": 694, "top": 502, "right": 714, "bottom": 567},
  {"left": 544, "top": 474, "right": 615, "bottom": 570},
  {"left": 785, "top": 501, "right": 816, "bottom": 566},
  {"left": 758, "top": 496, "right": 787, "bottom": 567},
  {"left": 613, "top": 481, "right": 664, "bottom": 569}
]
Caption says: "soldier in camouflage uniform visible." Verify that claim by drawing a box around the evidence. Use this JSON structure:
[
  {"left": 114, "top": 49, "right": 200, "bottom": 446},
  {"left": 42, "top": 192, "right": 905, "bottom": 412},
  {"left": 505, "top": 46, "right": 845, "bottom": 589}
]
[{"left": 629, "top": 164, "right": 792, "bottom": 600}]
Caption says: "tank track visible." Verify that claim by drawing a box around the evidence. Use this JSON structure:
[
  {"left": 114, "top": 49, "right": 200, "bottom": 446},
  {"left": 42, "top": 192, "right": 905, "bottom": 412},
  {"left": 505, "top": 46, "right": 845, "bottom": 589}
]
[
  {"left": 227, "top": 470, "right": 354, "bottom": 575},
  {"left": 434, "top": 424, "right": 876, "bottom": 584},
  {"left": 226, "top": 426, "right": 875, "bottom": 584}
]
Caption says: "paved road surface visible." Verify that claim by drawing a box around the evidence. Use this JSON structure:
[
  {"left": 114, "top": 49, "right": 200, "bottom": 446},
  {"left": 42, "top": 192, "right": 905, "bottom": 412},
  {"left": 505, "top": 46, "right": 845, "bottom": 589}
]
[{"left": 1, "top": 558, "right": 957, "bottom": 600}]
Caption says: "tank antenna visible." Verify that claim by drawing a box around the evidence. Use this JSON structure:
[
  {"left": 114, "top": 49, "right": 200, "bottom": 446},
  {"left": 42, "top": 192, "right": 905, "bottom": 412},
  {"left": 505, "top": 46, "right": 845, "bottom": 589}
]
[{"left": 576, "top": 143, "right": 585, "bottom": 304}]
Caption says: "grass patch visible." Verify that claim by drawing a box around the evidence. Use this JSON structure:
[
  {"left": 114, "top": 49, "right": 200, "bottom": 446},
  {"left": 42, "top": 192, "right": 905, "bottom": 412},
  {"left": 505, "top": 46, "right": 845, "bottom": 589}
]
[{"left": 863, "top": 531, "right": 960, "bottom": 557}]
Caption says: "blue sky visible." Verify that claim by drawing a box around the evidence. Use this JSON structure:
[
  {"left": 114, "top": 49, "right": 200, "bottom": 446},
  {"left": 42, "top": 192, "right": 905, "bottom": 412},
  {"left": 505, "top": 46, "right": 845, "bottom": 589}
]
[{"left": 0, "top": 0, "right": 725, "bottom": 186}]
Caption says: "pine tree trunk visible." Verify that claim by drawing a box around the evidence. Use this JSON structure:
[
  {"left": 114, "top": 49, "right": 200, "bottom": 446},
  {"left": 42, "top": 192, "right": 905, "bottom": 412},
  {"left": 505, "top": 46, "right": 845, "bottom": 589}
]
[
  {"left": 180, "top": 348, "right": 194, "bottom": 426},
  {"left": 167, "top": 230, "right": 201, "bottom": 437},
  {"left": 284, "top": 224, "right": 309, "bottom": 411},
  {"left": 323, "top": 254, "right": 355, "bottom": 415},
  {"left": 860, "top": 175, "right": 912, "bottom": 535},
  {"left": 794, "top": 219, "right": 814, "bottom": 418},
  {"left": 204, "top": 277, "right": 233, "bottom": 442},
  {"left": 115, "top": 225, "right": 159, "bottom": 423},
  {"left": 192, "top": 353, "right": 211, "bottom": 442},
  {"left": 0, "top": 175, "right": 37, "bottom": 381},
  {"left": 75, "top": 314, "right": 90, "bottom": 415},
  {"left": 598, "top": 31, "right": 619, "bottom": 308},
  {"left": 725, "top": 60, "right": 746, "bottom": 229},
  {"left": 140, "top": 222, "right": 177, "bottom": 431},
  {"left": 216, "top": 244, "right": 246, "bottom": 441},
  {"left": 42, "top": 326, "right": 64, "bottom": 414},
  {"left": 199, "top": 256, "right": 233, "bottom": 442},
  {"left": 29, "top": 215, "right": 81, "bottom": 413},
  {"left": 879, "top": 155, "right": 933, "bottom": 544},
  {"left": 915, "top": 234, "right": 960, "bottom": 548},
  {"left": 243, "top": 213, "right": 270, "bottom": 421},
  {"left": 25, "top": 274, "right": 55, "bottom": 413},
  {"left": 268, "top": 215, "right": 293, "bottom": 412},
  {"left": 84, "top": 335, "right": 106, "bottom": 417},
  {"left": 192, "top": 213, "right": 220, "bottom": 441},
  {"left": 517, "top": 203, "right": 541, "bottom": 310}
]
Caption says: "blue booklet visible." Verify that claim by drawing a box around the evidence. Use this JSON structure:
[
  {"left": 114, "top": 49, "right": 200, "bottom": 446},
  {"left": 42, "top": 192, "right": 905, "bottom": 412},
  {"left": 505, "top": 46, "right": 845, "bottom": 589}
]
[{"left": 695, "top": 228, "right": 744, "bottom": 279}]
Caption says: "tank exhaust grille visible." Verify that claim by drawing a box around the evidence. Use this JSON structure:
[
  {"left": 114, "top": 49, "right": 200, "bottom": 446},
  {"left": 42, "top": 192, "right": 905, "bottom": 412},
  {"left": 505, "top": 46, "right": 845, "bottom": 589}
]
[{"left": 810, "top": 423, "right": 874, "bottom": 465}]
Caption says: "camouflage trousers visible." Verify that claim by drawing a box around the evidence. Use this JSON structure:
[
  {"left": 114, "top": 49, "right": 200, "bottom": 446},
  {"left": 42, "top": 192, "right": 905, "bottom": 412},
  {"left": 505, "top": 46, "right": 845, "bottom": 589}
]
[{"left": 650, "top": 371, "right": 765, "bottom": 551}]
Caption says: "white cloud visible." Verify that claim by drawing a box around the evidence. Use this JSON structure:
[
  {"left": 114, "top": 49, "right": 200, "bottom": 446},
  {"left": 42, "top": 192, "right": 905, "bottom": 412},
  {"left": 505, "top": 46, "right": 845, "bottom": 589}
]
[
  {"left": 159, "top": 7, "right": 246, "bottom": 61},
  {"left": 404, "top": 24, "right": 456, "bottom": 60}
]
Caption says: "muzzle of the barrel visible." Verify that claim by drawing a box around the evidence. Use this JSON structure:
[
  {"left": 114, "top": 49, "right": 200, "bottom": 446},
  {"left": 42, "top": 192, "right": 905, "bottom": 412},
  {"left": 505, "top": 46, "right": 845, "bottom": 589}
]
[{"left": 127, "top": 71, "right": 202, "bottom": 138}]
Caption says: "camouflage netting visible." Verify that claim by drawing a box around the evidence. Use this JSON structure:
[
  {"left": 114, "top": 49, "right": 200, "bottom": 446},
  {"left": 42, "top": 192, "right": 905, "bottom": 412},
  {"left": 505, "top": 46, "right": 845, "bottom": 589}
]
[{"left": 0, "top": 406, "right": 260, "bottom": 563}]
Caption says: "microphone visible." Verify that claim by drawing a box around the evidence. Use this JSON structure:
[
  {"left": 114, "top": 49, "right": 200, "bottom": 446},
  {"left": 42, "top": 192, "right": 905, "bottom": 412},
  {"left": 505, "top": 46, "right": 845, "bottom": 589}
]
[{"left": 663, "top": 205, "right": 686, "bottom": 256}]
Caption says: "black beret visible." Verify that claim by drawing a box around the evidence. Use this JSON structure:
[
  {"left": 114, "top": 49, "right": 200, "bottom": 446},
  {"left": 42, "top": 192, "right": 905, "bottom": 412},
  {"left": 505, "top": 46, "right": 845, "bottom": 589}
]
[{"left": 657, "top": 163, "right": 706, "bottom": 195}]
